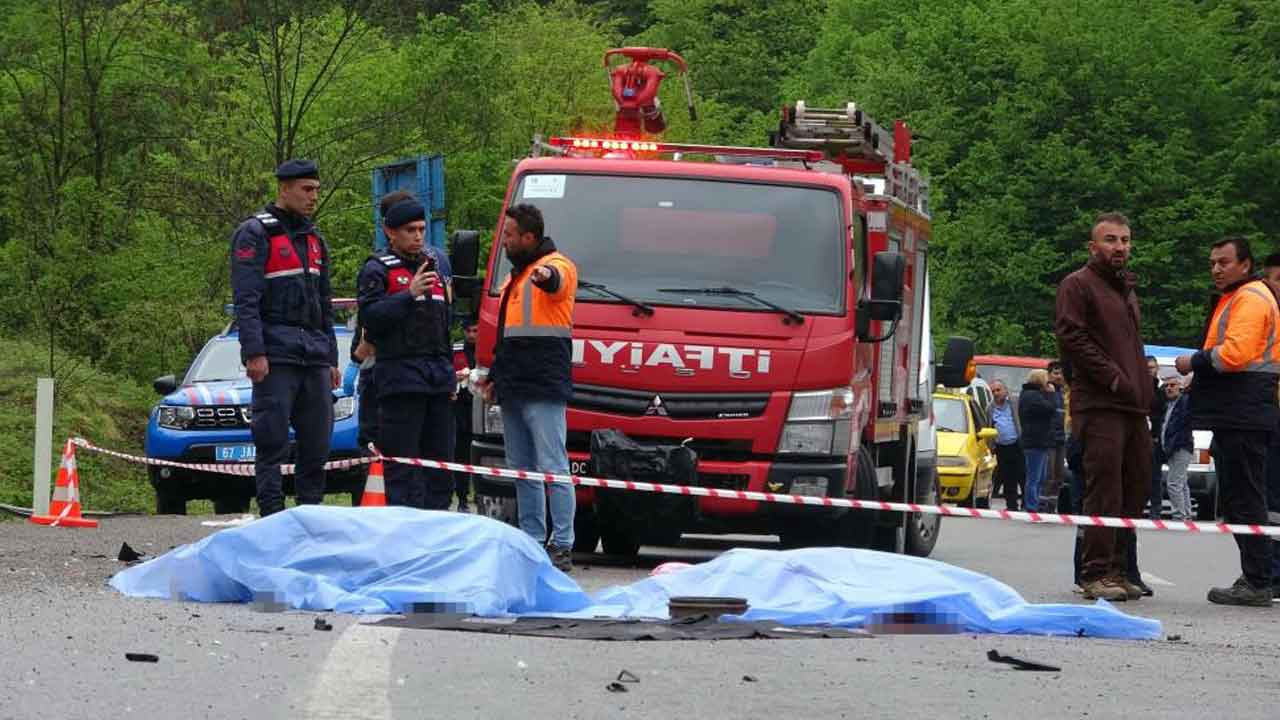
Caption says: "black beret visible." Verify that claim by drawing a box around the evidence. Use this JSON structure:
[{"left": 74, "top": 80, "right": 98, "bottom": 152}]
[
  {"left": 275, "top": 159, "right": 319, "bottom": 181},
  {"left": 384, "top": 198, "right": 426, "bottom": 229}
]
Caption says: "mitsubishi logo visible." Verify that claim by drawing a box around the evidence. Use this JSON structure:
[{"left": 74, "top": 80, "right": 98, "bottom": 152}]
[{"left": 645, "top": 395, "right": 668, "bottom": 417}]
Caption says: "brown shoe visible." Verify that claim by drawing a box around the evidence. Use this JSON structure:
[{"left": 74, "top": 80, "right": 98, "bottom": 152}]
[
  {"left": 1119, "top": 578, "right": 1144, "bottom": 600},
  {"left": 1081, "top": 577, "right": 1128, "bottom": 601}
]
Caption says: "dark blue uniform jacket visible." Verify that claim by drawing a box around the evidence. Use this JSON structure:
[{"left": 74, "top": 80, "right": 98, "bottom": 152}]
[{"left": 230, "top": 203, "right": 337, "bottom": 367}]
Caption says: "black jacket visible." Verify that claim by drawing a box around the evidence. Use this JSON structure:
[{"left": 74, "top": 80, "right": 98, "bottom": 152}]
[
  {"left": 229, "top": 203, "right": 337, "bottom": 367},
  {"left": 1017, "top": 383, "right": 1057, "bottom": 450},
  {"left": 1049, "top": 387, "right": 1066, "bottom": 446},
  {"left": 356, "top": 246, "right": 455, "bottom": 398},
  {"left": 1148, "top": 376, "right": 1167, "bottom": 441},
  {"left": 1189, "top": 277, "right": 1280, "bottom": 432},
  {"left": 491, "top": 237, "right": 575, "bottom": 404},
  {"left": 454, "top": 340, "right": 476, "bottom": 436},
  {"left": 1161, "top": 392, "right": 1194, "bottom": 454}
]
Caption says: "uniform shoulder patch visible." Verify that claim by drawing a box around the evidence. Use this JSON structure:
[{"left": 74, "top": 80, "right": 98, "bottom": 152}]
[
  {"left": 254, "top": 212, "right": 280, "bottom": 226},
  {"left": 376, "top": 254, "right": 401, "bottom": 266}
]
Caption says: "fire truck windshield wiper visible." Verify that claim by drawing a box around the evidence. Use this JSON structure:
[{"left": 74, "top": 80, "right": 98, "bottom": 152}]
[
  {"left": 656, "top": 286, "right": 804, "bottom": 325},
  {"left": 578, "top": 280, "right": 655, "bottom": 317}
]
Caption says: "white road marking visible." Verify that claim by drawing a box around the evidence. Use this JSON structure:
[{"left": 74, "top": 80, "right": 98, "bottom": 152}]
[
  {"left": 1141, "top": 572, "right": 1175, "bottom": 587},
  {"left": 304, "top": 623, "right": 401, "bottom": 719}
]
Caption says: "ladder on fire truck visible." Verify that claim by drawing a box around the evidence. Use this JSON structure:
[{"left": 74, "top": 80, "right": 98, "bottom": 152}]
[{"left": 772, "top": 101, "right": 930, "bottom": 215}]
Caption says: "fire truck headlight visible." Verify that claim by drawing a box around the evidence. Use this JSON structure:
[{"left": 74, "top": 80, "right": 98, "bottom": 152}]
[
  {"left": 777, "top": 388, "right": 855, "bottom": 455},
  {"left": 778, "top": 423, "right": 834, "bottom": 454}
]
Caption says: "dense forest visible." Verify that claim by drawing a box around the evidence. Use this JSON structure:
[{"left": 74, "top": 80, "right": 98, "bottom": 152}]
[{"left": 1, "top": 0, "right": 1277, "bottom": 387}]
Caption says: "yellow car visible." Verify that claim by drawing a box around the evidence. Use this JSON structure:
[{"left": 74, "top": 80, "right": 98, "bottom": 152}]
[{"left": 933, "top": 390, "right": 997, "bottom": 507}]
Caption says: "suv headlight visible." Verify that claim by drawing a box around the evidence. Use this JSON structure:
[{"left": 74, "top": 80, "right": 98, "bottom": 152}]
[
  {"left": 157, "top": 405, "right": 195, "bottom": 430},
  {"left": 777, "top": 387, "right": 855, "bottom": 455},
  {"left": 333, "top": 396, "right": 356, "bottom": 421}
]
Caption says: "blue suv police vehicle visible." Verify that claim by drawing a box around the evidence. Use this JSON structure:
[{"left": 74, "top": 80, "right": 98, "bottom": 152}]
[{"left": 145, "top": 303, "right": 363, "bottom": 514}]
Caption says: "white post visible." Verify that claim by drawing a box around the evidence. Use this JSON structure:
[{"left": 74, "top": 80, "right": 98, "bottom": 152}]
[{"left": 32, "top": 378, "right": 54, "bottom": 516}]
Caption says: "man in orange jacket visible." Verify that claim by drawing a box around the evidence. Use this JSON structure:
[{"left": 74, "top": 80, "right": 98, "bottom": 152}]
[
  {"left": 476, "top": 203, "right": 579, "bottom": 572},
  {"left": 1176, "top": 236, "right": 1278, "bottom": 606}
]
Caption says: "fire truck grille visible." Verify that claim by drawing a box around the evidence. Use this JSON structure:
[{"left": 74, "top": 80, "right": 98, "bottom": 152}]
[{"left": 570, "top": 384, "right": 769, "bottom": 420}]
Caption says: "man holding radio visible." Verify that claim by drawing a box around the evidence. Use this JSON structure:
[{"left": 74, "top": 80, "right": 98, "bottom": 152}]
[{"left": 357, "top": 195, "right": 456, "bottom": 509}]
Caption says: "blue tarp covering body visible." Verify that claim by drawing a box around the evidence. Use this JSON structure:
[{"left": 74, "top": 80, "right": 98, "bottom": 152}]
[{"left": 109, "top": 507, "right": 1161, "bottom": 639}]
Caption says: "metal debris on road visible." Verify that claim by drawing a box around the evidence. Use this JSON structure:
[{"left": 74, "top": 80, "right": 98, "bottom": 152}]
[{"left": 125, "top": 653, "right": 159, "bottom": 663}]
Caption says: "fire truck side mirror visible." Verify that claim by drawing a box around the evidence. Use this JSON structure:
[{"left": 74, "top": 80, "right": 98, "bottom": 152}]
[
  {"left": 937, "top": 337, "right": 977, "bottom": 388},
  {"left": 448, "top": 229, "right": 481, "bottom": 278},
  {"left": 868, "top": 251, "right": 905, "bottom": 321}
]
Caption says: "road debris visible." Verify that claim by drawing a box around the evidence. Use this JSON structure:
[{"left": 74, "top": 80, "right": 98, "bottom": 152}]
[
  {"left": 616, "top": 669, "right": 640, "bottom": 683},
  {"left": 313, "top": 617, "right": 333, "bottom": 631},
  {"left": 125, "top": 653, "right": 159, "bottom": 663},
  {"left": 117, "top": 542, "right": 144, "bottom": 563},
  {"left": 606, "top": 682, "right": 629, "bottom": 693},
  {"left": 986, "top": 650, "right": 1060, "bottom": 672}
]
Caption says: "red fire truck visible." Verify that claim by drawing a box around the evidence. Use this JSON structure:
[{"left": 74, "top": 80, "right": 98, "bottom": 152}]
[{"left": 467, "top": 48, "right": 974, "bottom": 556}]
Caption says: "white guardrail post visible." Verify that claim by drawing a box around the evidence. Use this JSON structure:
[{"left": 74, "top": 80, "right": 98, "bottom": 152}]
[{"left": 32, "top": 378, "right": 54, "bottom": 516}]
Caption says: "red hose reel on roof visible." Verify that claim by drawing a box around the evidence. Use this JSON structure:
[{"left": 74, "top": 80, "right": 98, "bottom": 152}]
[{"left": 604, "top": 47, "right": 696, "bottom": 136}]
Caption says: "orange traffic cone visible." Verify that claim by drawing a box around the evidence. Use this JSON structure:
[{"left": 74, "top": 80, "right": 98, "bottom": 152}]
[
  {"left": 30, "top": 439, "right": 98, "bottom": 528},
  {"left": 359, "top": 460, "right": 386, "bottom": 507}
]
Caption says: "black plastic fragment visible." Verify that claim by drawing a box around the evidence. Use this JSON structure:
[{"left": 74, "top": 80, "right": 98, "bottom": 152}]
[
  {"left": 314, "top": 617, "right": 333, "bottom": 631},
  {"left": 742, "top": 675, "right": 758, "bottom": 682},
  {"left": 616, "top": 669, "right": 640, "bottom": 683},
  {"left": 606, "top": 682, "right": 629, "bottom": 693},
  {"left": 117, "top": 542, "right": 143, "bottom": 563},
  {"left": 125, "top": 653, "right": 159, "bottom": 663},
  {"left": 987, "top": 649, "right": 1060, "bottom": 672}
]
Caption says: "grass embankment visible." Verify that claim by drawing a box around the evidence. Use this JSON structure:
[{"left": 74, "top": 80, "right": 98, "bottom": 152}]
[{"left": 0, "top": 338, "right": 154, "bottom": 514}]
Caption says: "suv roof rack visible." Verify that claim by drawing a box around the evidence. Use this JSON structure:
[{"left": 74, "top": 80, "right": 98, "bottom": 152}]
[{"left": 772, "top": 101, "right": 929, "bottom": 214}]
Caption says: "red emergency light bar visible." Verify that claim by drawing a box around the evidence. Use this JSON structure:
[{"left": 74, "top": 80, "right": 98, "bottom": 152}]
[{"left": 549, "top": 136, "right": 823, "bottom": 163}]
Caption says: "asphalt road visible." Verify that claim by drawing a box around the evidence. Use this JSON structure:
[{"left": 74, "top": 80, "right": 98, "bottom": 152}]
[{"left": 2, "top": 509, "right": 1278, "bottom": 720}]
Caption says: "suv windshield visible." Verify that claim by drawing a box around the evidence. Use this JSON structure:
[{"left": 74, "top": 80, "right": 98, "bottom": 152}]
[
  {"left": 184, "top": 335, "right": 353, "bottom": 383},
  {"left": 492, "top": 173, "right": 846, "bottom": 315}
]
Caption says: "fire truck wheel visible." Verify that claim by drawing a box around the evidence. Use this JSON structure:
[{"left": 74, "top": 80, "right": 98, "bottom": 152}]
[
  {"left": 905, "top": 471, "right": 941, "bottom": 557},
  {"left": 573, "top": 508, "right": 600, "bottom": 553},
  {"left": 836, "top": 447, "right": 880, "bottom": 548},
  {"left": 600, "top": 525, "right": 641, "bottom": 557}
]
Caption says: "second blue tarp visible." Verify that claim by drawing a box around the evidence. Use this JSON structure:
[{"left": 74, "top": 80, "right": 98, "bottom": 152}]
[{"left": 109, "top": 507, "right": 1160, "bottom": 639}]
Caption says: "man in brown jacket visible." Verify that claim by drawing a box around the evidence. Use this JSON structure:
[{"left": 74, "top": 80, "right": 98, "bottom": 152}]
[{"left": 1055, "top": 212, "right": 1153, "bottom": 602}]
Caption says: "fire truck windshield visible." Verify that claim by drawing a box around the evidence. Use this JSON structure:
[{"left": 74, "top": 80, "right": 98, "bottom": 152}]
[{"left": 493, "top": 173, "right": 846, "bottom": 315}]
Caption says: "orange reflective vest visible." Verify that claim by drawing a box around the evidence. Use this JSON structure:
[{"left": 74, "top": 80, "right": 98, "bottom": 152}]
[
  {"left": 1202, "top": 279, "right": 1280, "bottom": 373},
  {"left": 499, "top": 251, "right": 577, "bottom": 339},
  {"left": 492, "top": 248, "right": 578, "bottom": 403}
]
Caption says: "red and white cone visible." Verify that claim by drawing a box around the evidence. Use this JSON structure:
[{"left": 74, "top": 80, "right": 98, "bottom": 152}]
[
  {"left": 30, "top": 439, "right": 98, "bottom": 528},
  {"left": 359, "top": 460, "right": 386, "bottom": 507}
]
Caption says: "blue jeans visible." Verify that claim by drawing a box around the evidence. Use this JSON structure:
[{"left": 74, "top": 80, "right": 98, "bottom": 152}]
[
  {"left": 1023, "top": 449, "right": 1049, "bottom": 512},
  {"left": 502, "top": 398, "right": 574, "bottom": 548}
]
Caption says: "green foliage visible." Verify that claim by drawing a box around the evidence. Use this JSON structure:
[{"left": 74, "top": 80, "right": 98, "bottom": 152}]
[
  {"left": 0, "top": 337, "right": 153, "bottom": 513},
  {"left": 0, "top": 0, "right": 1277, "bottom": 426},
  {"left": 790, "top": 0, "right": 1277, "bottom": 354}
]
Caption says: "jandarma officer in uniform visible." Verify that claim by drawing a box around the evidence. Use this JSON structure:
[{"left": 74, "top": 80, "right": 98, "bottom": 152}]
[
  {"left": 230, "top": 159, "right": 340, "bottom": 517},
  {"left": 357, "top": 195, "right": 456, "bottom": 510}
]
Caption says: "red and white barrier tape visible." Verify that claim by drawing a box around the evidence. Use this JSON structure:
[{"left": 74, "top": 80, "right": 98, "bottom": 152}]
[
  {"left": 382, "top": 453, "right": 1280, "bottom": 538},
  {"left": 70, "top": 436, "right": 1280, "bottom": 537},
  {"left": 70, "top": 437, "right": 376, "bottom": 477}
]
